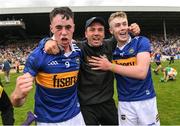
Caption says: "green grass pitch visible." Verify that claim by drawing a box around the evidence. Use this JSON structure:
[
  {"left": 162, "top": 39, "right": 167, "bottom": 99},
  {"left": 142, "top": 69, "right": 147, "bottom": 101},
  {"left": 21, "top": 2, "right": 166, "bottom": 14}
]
[{"left": 0, "top": 60, "right": 180, "bottom": 125}]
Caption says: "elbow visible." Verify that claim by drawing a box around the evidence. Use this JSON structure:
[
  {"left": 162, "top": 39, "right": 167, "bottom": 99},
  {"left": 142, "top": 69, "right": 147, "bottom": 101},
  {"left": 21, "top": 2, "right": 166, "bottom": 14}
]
[
  {"left": 138, "top": 70, "right": 148, "bottom": 80},
  {"left": 139, "top": 74, "right": 147, "bottom": 80}
]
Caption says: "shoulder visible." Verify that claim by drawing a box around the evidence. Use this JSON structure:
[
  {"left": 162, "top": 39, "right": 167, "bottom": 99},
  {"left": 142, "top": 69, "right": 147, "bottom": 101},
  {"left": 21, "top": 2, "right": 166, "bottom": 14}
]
[
  {"left": 75, "top": 40, "right": 87, "bottom": 49},
  {"left": 132, "top": 36, "right": 150, "bottom": 46},
  {"left": 72, "top": 42, "right": 81, "bottom": 52},
  {"left": 104, "top": 36, "right": 115, "bottom": 42},
  {"left": 131, "top": 36, "right": 151, "bottom": 52},
  {"left": 27, "top": 46, "right": 46, "bottom": 60},
  {"left": 133, "top": 36, "right": 150, "bottom": 43}
]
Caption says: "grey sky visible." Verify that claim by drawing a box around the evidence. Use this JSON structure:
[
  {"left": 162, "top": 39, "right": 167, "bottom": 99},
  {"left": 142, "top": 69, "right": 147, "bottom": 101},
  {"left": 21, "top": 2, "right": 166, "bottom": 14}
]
[{"left": 0, "top": 0, "right": 180, "bottom": 14}]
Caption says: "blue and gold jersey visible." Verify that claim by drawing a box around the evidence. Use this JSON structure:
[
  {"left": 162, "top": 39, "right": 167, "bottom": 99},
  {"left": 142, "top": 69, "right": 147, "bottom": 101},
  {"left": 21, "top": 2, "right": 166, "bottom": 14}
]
[
  {"left": 113, "top": 36, "right": 156, "bottom": 101},
  {"left": 24, "top": 39, "right": 81, "bottom": 123}
]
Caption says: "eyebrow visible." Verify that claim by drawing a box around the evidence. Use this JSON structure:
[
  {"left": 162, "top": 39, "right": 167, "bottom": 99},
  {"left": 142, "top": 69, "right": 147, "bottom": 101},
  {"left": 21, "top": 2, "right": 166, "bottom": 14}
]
[{"left": 55, "top": 24, "right": 71, "bottom": 28}]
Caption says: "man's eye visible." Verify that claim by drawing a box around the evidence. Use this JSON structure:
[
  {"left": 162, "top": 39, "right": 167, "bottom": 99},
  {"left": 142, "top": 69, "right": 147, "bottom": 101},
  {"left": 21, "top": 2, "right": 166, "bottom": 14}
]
[
  {"left": 122, "top": 22, "right": 127, "bottom": 26},
  {"left": 115, "top": 23, "right": 121, "bottom": 27},
  {"left": 98, "top": 28, "right": 104, "bottom": 32},
  {"left": 56, "top": 26, "right": 62, "bottom": 30},
  {"left": 65, "top": 25, "right": 72, "bottom": 30},
  {"left": 89, "top": 28, "right": 95, "bottom": 32}
]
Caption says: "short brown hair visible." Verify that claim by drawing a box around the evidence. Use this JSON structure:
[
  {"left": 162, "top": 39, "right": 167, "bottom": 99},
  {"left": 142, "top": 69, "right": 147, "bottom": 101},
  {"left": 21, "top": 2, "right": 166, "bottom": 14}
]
[{"left": 49, "top": 7, "right": 74, "bottom": 22}]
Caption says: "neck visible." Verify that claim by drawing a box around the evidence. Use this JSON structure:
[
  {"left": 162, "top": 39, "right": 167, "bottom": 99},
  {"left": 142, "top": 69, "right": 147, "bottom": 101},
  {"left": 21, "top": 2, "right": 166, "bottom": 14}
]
[
  {"left": 117, "top": 41, "right": 127, "bottom": 47},
  {"left": 63, "top": 45, "right": 71, "bottom": 53},
  {"left": 117, "top": 36, "right": 131, "bottom": 47}
]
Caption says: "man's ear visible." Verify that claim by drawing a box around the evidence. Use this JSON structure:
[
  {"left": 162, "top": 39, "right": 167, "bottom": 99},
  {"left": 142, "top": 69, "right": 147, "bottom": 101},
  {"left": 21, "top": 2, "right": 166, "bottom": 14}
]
[
  {"left": 109, "top": 27, "right": 113, "bottom": 35},
  {"left": 85, "top": 30, "right": 87, "bottom": 38},
  {"left": 73, "top": 23, "right": 75, "bottom": 33},
  {"left": 50, "top": 24, "right": 53, "bottom": 33}
]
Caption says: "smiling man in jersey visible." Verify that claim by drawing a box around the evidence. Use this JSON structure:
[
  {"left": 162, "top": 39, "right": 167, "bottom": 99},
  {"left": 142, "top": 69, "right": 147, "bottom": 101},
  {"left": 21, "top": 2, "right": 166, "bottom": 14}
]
[
  {"left": 89, "top": 11, "right": 160, "bottom": 126},
  {"left": 10, "top": 7, "right": 85, "bottom": 126}
]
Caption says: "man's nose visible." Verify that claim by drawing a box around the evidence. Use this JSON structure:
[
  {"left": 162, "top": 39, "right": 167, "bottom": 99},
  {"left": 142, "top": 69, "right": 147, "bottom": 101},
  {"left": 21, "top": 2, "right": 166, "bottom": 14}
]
[
  {"left": 94, "top": 30, "right": 100, "bottom": 35},
  {"left": 61, "top": 27, "right": 67, "bottom": 35}
]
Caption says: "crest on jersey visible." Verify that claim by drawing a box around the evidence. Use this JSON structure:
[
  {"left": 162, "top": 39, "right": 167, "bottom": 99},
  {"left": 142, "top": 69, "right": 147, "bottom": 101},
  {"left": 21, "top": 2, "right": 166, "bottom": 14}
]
[{"left": 129, "top": 48, "right": 134, "bottom": 54}]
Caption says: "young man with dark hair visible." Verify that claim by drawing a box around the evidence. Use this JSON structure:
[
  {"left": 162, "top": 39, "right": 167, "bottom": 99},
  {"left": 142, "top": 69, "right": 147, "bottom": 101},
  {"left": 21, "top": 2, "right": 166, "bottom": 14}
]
[{"left": 11, "top": 7, "right": 85, "bottom": 126}]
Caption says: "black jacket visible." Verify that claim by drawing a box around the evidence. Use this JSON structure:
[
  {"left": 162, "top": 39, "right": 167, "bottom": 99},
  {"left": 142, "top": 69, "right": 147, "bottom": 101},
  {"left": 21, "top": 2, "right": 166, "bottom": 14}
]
[
  {"left": 77, "top": 37, "right": 117, "bottom": 105},
  {"left": 0, "top": 83, "right": 14, "bottom": 125}
]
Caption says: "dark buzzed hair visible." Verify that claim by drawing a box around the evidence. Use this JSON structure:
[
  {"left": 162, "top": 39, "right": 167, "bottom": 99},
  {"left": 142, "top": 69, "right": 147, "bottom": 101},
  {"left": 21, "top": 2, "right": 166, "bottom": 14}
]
[{"left": 49, "top": 7, "right": 74, "bottom": 22}]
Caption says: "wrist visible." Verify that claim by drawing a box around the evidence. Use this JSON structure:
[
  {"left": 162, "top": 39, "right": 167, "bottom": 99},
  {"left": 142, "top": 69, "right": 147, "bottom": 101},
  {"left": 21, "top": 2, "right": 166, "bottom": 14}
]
[
  {"left": 110, "top": 63, "right": 115, "bottom": 72},
  {"left": 11, "top": 91, "right": 26, "bottom": 105}
]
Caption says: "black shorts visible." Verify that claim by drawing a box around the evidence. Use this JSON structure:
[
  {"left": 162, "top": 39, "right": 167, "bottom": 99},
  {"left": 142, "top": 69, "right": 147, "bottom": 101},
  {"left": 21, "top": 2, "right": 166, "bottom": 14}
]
[
  {"left": 80, "top": 98, "right": 118, "bottom": 125},
  {"left": 155, "top": 62, "right": 161, "bottom": 66}
]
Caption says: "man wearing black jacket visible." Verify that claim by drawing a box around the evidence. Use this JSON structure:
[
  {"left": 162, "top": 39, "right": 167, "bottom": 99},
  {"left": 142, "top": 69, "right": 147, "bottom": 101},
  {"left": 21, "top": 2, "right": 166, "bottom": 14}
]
[
  {"left": 76, "top": 17, "right": 118, "bottom": 125},
  {"left": 41, "top": 16, "right": 140, "bottom": 125}
]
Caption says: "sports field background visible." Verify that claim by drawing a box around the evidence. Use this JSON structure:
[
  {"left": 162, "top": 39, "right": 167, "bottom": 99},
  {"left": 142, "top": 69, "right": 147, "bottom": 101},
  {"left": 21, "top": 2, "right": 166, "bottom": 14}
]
[{"left": 0, "top": 60, "right": 180, "bottom": 125}]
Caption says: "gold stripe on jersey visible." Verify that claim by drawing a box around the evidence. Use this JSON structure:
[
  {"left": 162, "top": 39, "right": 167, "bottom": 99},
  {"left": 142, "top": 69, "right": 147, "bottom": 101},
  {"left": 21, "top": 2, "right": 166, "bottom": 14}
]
[
  {"left": 36, "top": 71, "right": 79, "bottom": 88},
  {"left": 0, "top": 85, "right": 3, "bottom": 98},
  {"left": 113, "top": 57, "right": 137, "bottom": 66}
]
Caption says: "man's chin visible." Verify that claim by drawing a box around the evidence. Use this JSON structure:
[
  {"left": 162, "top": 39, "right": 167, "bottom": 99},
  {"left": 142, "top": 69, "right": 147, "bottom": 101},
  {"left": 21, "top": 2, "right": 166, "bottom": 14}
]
[
  {"left": 92, "top": 43, "right": 101, "bottom": 47},
  {"left": 118, "top": 38, "right": 128, "bottom": 43}
]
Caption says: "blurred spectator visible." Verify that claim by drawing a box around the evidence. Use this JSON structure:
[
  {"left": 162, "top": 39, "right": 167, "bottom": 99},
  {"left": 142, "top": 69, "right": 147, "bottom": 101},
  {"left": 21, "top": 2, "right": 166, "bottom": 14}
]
[
  {"left": 154, "top": 49, "right": 162, "bottom": 75},
  {"left": 15, "top": 59, "right": 20, "bottom": 73},
  {"left": 149, "top": 33, "right": 179, "bottom": 59},
  {"left": 2, "top": 59, "right": 11, "bottom": 83},
  {"left": 169, "top": 52, "right": 175, "bottom": 65}
]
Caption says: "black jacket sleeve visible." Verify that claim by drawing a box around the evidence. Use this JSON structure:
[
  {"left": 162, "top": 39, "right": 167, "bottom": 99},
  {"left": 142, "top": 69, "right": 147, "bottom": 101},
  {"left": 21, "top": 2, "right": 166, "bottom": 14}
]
[{"left": 0, "top": 85, "right": 14, "bottom": 125}]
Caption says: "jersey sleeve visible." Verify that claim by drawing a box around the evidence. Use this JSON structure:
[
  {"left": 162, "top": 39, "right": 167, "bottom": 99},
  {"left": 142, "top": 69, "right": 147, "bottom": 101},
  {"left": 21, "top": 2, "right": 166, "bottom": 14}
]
[
  {"left": 23, "top": 47, "right": 44, "bottom": 76},
  {"left": 137, "top": 36, "right": 151, "bottom": 53},
  {"left": 37, "top": 37, "right": 52, "bottom": 49}
]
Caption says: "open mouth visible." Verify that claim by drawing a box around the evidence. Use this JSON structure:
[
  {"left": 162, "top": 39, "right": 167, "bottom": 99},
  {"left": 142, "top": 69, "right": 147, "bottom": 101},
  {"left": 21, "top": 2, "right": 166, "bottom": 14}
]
[
  {"left": 61, "top": 38, "right": 68, "bottom": 41},
  {"left": 119, "top": 32, "right": 127, "bottom": 38},
  {"left": 92, "top": 37, "right": 102, "bottom": 42}
]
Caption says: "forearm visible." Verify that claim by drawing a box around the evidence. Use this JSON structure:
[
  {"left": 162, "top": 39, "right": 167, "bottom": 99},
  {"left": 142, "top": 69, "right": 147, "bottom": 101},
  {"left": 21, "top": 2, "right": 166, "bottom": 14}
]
[
  {"left": 111, "top": 63, "right": 148, "bottom": 80},
  {"left": 10, "top": 91, "right": 26, "bottom": 107}
]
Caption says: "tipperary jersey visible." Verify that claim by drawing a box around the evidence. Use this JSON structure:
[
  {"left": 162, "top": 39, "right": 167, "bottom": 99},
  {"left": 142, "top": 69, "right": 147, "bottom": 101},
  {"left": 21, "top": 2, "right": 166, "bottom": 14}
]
[
  {"left": 154, "top": 53, "right": 161, "bottom": 62},
  {"left": 113, "top": 36, "right": 156, "bottom": 101},
  {"left": 24, "top": 39, "right": 81, "bottom": 123}
]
